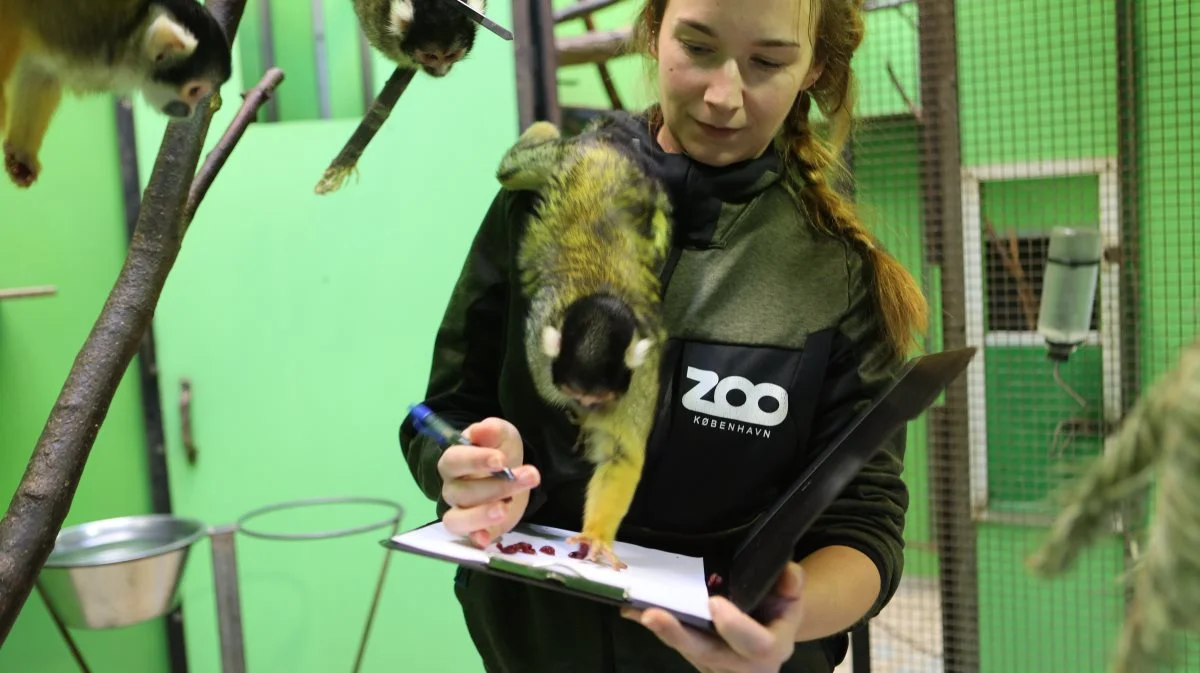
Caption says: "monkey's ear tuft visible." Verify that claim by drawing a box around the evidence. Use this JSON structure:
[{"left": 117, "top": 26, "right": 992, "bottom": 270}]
[
  {"left": 625, "top": 338, "right": 652, "bottom": 369},
  {"left": 496, "top": 122, "right": 564, "bottom": 190},
  {"left": 541, "top": 326, "right": 562, "bottom": 358},
  {"left": 389, "top": 0, "right": 415, "bottom": 35},
  {"left": 144, "top": 12, "right": 198, "bottom": 64},
  {"left": 520, "top": 121, "right": 562, "bottom": 145}
]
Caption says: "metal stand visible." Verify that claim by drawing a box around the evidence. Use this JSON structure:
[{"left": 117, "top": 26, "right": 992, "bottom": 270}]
[
  {"left": 210, "top": 525, "right": 247, "bottom": 673},
  {"left": 43, "top": 496, "right": 404, "bottom": 673},
  {"left": 213, "top": 496, "right": 405, "bottom": 673},
  {"left": 36, "top": 582, "right": 92, "bottom": 673}
]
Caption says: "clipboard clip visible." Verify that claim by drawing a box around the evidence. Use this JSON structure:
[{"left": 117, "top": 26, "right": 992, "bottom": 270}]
[{"left": 488, "top": 556, "right": 629, "bottom": 601}]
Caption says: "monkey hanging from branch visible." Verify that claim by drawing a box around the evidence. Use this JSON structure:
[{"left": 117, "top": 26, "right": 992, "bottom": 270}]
[
  {"left": 0, "top": 0, "right": 233, "bottom": 188},
  {"left": 314, "top": 0, "right": 512, "bottom": 194}
]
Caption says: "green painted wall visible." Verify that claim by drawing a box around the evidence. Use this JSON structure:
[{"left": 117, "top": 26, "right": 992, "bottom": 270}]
[
  {"left": 0, "top": 101, "right": 168, "bottom": 669},
  {"left": 118, "top": 3, "right": 519, "bottom": 671},
  {"left": 236, "top": 0, "right": 374, "bottom": 123}
]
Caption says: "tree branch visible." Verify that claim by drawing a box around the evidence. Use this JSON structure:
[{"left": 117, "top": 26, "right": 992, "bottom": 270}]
[
  {"left": 314, "top": 66, "right": 417, "bottom": 195},
  {"left": 553, "top": 0, "right": 622, "bottom": 23},
  {"left": 0, "top": 0, "right": 265, "bottom": 643},
  {"left": 185, "top": 66, "right": 286, "bottom": 225},
  {"left": 556, "top": 29, "right": 631, "bottom": 67}
]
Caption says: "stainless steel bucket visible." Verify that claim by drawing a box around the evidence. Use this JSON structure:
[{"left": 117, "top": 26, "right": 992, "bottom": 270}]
[{"left": 37, "top": 514, "right": 208, "bottom": 629}]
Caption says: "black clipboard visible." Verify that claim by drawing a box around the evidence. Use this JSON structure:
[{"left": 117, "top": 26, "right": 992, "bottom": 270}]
[
  {"left": 383, "top": 347, "right": 976, "bottom": 634},
  {"left": 720, "top": 346, "right": 978, "bottom": 621}
]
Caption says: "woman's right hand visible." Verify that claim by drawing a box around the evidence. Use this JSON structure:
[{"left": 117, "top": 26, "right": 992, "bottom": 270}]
[{"left": 437, "top": 417, "right": 541, "bottom": 548}]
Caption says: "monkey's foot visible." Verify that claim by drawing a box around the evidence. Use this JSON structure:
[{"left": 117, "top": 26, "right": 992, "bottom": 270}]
[
  {"left": 567, "top": 533, "right": 627, "bottom": 571},
  {"left": 3, "top": 143, "right": 37, "bottom": 188}
]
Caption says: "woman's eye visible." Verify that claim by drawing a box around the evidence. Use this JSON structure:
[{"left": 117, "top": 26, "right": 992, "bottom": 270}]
[
  {"left": 681, "top": 42, "right": 712, "bottom": 56},
  {"left": 754, "top": 58, "right": 784, "bottom": 70}
]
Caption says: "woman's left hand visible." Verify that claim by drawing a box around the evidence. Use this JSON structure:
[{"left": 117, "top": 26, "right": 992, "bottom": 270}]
[{"left": 621, "top": 562, "right": 807, "bottom": 673}]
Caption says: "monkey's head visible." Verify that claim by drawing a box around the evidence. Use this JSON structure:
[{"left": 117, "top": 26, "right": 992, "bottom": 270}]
[
  {"left": 497, "top": 121, "right": 566, "bottom": 191},
  {"left": 389, "top": 0, "right": 484, "bottom": 78},
  {"left": 139, "top": 1, "right": 233, "bottom": 118},
  {"left": 540, "top": 294, "right": 654, "bottom": 413}
]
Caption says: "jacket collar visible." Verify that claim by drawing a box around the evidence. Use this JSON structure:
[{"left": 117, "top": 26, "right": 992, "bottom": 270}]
[{"left": 595, "top": 110, "right": 783, "bottom": 248}]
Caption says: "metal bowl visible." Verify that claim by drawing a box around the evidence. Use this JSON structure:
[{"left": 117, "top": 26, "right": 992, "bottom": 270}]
[{"left": 37, "top": 514, "right": 208, "bottom": 630}]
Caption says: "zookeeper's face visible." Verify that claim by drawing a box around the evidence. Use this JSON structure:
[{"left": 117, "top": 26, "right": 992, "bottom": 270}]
[{"left": 652, "top": 0, "right": 825, "bottom": 167}]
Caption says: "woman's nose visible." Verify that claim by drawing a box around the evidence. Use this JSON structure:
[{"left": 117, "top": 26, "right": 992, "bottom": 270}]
[{"left": 703, "top": 60, "right": 744, "bottom": 112}]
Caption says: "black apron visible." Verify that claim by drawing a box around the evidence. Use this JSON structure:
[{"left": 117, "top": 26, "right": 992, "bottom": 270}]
[{"left": 453, "top": 325, "right": 847, "bottom": 673}]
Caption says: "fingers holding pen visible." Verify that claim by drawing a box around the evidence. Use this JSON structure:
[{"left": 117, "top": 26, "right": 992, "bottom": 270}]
[
  {"left": 442, "top": 463, "right": 540, "bottom": 510},
  {"left": 442, "top": 466, "right": 541, "bottom": 544},
  {"left": 437, "top": 444, "right": 511, "bottom": 481},
  {"left": 426, "top": 415, "right": 538, "bottom": 547}
]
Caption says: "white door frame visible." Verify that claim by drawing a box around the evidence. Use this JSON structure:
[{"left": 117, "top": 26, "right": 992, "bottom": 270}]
[{"left": 960, "top": 158, "right": 1122, "bottom": 520}]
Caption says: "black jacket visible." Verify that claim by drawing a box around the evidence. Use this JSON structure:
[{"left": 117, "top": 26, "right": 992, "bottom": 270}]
[{"left": 399, "top": 111, "right": 910, "bottom": 673}]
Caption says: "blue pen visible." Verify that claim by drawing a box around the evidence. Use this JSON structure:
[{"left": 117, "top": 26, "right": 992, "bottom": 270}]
[{"left": 408, "top": 403, "right": 516, "bottom": 481}]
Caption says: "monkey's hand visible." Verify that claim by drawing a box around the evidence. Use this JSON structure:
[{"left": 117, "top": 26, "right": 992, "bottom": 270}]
[
  {"left": 568, "top": 429, "right": 646, "bottom": 571},
  {"left": 4, "top": 141, "right": 39, "bottom": 188},
  {"left": 567, "top": 532, "right": 627, "bottom": 571}
]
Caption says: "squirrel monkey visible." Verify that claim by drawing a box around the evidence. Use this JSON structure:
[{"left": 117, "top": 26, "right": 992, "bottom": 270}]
[
  {"left": 353, "top": 0, "right": 485, "bottom": 78},
  {"left": 0, "top": 0, "right": 232, "bottom": 188},
  {"left": 497, "top": 118, "right": 673, "bottom": 570}
]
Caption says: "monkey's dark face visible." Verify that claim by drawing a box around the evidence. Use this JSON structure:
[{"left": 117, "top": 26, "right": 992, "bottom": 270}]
[
  {"left": 143, "top": 2, "right": 233, "bottom": 118},
  {"left": 542, "top": 295, "right": 650, "bottom": 414},
  {"left": 411, "top": 45, "right": 468, "bottom": 77},
  {"left": 396, "top": 0, "right": 481, "bottom": 77}
]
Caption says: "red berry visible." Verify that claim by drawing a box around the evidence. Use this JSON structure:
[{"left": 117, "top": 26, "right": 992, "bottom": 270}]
[{"left": 539, "top": 546, "right": 556, "bottom": 555}]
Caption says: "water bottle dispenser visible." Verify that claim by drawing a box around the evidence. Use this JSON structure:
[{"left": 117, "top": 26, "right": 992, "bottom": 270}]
[{"left": 1037, "top": 226, "right": 1102, "bottom": 362}]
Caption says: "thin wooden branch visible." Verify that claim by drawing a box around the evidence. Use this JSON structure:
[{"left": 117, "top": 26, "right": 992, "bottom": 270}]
[
  {"left": 554, "top": 0, "right": 622, "bottom": 23},
  {"left": 886, "top": 60, "right": 922, "bottom": 122},
  {"left": 185, "top": 67, "right": 286, "bottom": 224},
  {"left": 556, "top": 29, "right": 631, "bottom": 67},
  {"left": 314, "top": 66, "right": 417, "bottom": 195},
  {"left": 865, "top": 0, "right": 914, "bottom": 11},
  {"left": 582, "top": 15, "right": 623, "bottom": 110},
  {"left": 983, "top": 219, "right": 1039, "bottom": 330},
  {"left": 0, "top": 0, "right": 262, "bottom": 644},
  {"left": 0, "top": 286, "right": 57, "bottom": 300}
]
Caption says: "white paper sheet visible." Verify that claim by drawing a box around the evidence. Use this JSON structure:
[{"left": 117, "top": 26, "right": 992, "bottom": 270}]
[{"left": 391, "top": 521, "right": 714, "bottom": 624}]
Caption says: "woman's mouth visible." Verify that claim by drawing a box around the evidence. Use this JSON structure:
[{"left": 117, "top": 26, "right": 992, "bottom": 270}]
[{"left": 694, "top": 119, "right": 740, "bottom": 139}]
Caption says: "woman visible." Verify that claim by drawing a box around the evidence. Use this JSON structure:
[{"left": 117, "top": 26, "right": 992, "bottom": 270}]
[{"left": 399, "top": 0, "right": 930, "bottom": 670}]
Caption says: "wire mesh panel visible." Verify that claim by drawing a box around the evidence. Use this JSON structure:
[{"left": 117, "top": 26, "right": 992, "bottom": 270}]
[
  {"left": 544, "top": 0, "right": 1194, "bottom": 670},
  {"left": 845, "top": 0, "right": 1199, "bottom": 671}
]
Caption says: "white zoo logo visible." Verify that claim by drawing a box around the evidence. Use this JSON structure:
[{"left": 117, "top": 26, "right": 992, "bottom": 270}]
[{"left": 681, "top": 367, "right": 789, "bottom": 427}]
